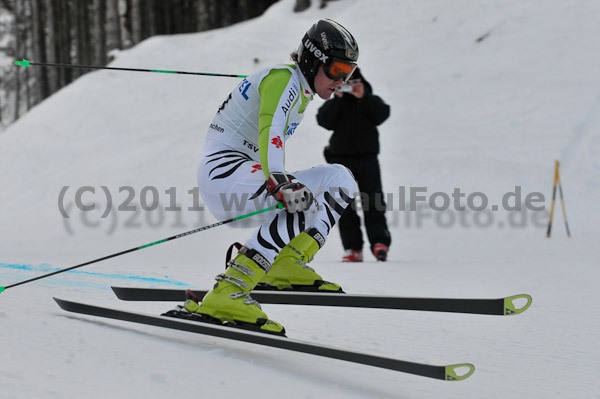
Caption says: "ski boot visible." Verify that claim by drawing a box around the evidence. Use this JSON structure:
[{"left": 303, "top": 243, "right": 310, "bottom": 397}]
[
  {"left": 258, "top": 228, "right": 343, "bottom": 292},
  {"left": 182, "top": 247, "right": 285, "bottom": 335}
]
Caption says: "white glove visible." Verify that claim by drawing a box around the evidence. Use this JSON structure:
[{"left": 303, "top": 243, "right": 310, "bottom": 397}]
[{"left": 266, "top": 172, "right": 314, "bottom": 213}]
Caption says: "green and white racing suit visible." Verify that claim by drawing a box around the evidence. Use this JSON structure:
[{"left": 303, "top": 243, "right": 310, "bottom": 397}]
[{"left": 198, "top": 64, "right": 357, "bottom": 264}]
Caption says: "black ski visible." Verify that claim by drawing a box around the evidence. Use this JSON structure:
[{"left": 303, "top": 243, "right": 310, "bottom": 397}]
[
  {"left": 111, "top": 286, "right": 532, "bottom": 316},
  {"left": 54, "top": 297, "right": 474, "bottom": 381}
]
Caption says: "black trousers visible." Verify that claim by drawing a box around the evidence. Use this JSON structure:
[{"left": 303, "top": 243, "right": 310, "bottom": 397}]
[{"left": 325, "top": 151, "right": 392, "bottom": 252}]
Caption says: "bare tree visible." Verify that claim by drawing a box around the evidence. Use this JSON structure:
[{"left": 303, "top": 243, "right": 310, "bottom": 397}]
[
  {"left": 22, "top": 0, "right": 31, "bottom": 110},
  {"left": 93, "top": 0, "right": 107, "bottom": 65},
  {"left": 75, "top": 0, "right": 92, "bottom": 80},
  {"left": 106, "top": 0, "right": 122, "bottom": 54},
  {"left": 142, "top": 1, "right": 155, "bottom": 38},
  {"left": 131, "top": 0, "right": 142, "bottom": 43},
  {"left": 13, "top": 0, "right": 21, "bottom": 120},
  {"left": 0, "top": 0, "right": 280, "bottom": 126},
  {"left": 30, "top": 0, "right": 49, "bottom": 102},
  {"left": 118, "top": 0, "right": 132, "bottom": 48}
]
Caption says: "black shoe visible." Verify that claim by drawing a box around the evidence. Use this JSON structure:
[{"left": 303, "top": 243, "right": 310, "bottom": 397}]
[{"left": 372, "top": 244, "right": 388, "bottom": 261}]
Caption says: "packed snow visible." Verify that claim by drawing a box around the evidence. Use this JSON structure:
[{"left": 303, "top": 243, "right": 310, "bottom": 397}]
[{"left": 1, "top": 0, "right": 599, "bottom": 398}]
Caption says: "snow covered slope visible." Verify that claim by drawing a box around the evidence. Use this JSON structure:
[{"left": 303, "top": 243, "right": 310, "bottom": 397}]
[{"left": 1, "top": 0, "right": 599, "bottom": 398}]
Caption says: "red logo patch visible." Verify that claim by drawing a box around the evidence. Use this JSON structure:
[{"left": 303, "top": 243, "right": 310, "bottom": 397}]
[
  {"left": 251, "top": 164, "right": 262, "bottom": 173},
  {"left": 271, "top": 136, "right": 283, "bottom": 149}
]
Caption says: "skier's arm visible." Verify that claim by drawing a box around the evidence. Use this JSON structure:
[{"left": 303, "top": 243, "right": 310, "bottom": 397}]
[{"left": 257, "top": 69, "right": 293, "bottom": 179}]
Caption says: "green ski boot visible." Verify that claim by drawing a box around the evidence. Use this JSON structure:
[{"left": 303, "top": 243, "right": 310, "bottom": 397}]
[
  {"left": 184, "top": 247, "right": 285, "bottom": 335},
  {"left": 258, "top": 228, "right": 343, "bottom": 292}
]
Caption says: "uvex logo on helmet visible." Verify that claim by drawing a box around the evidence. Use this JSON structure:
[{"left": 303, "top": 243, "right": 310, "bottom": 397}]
[
  {"left": 320, "top": 32, "right": 330, "bottom": 50},
  {"left": 304, "top": 39, "right": 329, "bottom": 63}
]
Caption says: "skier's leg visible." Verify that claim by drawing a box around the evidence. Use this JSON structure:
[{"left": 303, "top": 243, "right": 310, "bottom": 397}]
[
  {"left": 253, "top": 164, "right": 357, "bottom": 291},
  {"left": 186, "top": 143, "right": 285, "bottom": 332},
  {"left": 183, "top": 247, "right": 284, "bottom": 334}
]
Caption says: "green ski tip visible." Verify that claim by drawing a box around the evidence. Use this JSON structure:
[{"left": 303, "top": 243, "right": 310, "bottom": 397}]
[
  {"left": 445, "top": 363, "right": 475, "bottom": 381},
  {"left": 504, "top": 294, "right": 532, "bottom": 315},
  {"left": 0, "top": 286, "right": 5, "bottom": 294},
  {"left": 15, "top": 59, "right": 31, "bottom": 68}
]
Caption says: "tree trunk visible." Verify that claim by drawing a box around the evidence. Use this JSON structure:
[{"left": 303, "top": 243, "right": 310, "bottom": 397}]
[
  {"left": 13, "top": 0, "right": 21, "bottom": 120},
  {"left": 118, "top": 0, "right": 132, "bottom": 48},
  {"left": 93, "top": 0, "right": 107, "bottom": 65},
  {"left": 239, "top": 0, "right": 252, "bottom": 20},
  {"left": 197, "top": 0, "right": 209, "bottom": 31},
  {"left": 106, "top": 0, "right": 122, "bottom": 55},
  {"left": 131, "top": 0, "right": 141, "bottom": 44},
  {"left": 220, "top": 0, "right": 237, "bottom": 27},
  {"left": 75, "top": 0, "right": 91, "bottom": 79},
  {"left": 143, "top": 0, "right": 155, "bottom": 39},
  {"left": 46, "top": 0, "right": 58, "bottom": 93},
  {"left": 58, "top": 0, "right": 72, "bottom": 85},
  {"left": 30, "top": 0, "right": 49, "bottom": 102},
  {"left": 22, "top": 0, "right": 31, "bottom": 110},
  {"left": 212, "top": 0, "right": 222, "bottom": 28}
]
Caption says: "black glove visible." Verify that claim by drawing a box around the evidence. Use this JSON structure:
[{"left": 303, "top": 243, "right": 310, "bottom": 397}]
[{"left": 266, "top": 172, "right": 314, "bottom": 213}]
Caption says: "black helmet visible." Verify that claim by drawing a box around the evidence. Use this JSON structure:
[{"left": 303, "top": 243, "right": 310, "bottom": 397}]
[{"left": 297, "top": 19, "right": 359, "bottom": 91}]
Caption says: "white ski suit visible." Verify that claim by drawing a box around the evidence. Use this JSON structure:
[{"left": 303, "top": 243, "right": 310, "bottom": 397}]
[{"left": 198, "top": 64, "right": 357, "bottom": 264}]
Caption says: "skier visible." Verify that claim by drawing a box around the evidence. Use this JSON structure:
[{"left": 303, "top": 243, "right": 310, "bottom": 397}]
[
  {"left": 317, "top": 67, "right": 391, "bottom": 262},
  {"left": 182, "top": 19, "right": 360, "bottom": 334}
]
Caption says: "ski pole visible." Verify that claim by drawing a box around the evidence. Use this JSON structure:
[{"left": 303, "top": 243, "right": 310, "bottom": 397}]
[
  {"left": 14, "top": 59, "right": 247, "bottom": 79},
  {"left": 0, "top": 203, "right": 283, "bottom": 294}
]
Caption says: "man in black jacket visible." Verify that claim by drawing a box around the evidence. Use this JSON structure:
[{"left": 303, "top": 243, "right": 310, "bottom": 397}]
[{"left": 317, "top": 67, "right": 391, "bottom": 261}]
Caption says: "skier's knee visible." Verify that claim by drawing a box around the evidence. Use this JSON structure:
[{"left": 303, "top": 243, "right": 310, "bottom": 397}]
[{"left": 331, "top": 163, "right": 358, "bottom": 197}]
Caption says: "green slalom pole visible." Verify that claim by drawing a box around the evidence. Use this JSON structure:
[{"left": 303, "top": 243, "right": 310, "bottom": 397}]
[
  {"left": 0, "top": 203, "right": 283, "bottom": 293},
  {"left": 15, "top": 59, "right": 247, "bottom": 79}
]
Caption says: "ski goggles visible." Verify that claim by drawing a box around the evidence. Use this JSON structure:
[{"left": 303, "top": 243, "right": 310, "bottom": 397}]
[{"left": 324, "top": 59, "right": 357, "bottom": 82}]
